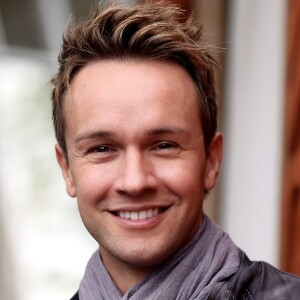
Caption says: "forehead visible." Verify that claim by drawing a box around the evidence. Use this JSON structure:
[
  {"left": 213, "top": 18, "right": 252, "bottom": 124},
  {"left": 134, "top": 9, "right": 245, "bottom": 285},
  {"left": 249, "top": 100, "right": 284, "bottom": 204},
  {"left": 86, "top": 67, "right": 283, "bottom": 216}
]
[
  {"left": 64, "top": 59, "right": 201, "bottom": 138},
  {"left": 70, "top": 59, "right": 198, "bottom": 96}
]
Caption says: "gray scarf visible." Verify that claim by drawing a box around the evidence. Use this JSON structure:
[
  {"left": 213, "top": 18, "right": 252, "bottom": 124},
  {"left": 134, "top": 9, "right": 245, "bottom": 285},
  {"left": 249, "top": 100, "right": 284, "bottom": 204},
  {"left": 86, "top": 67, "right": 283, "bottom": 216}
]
[{"left": 79, "top": 215, "right": 240, "bottom": 300}]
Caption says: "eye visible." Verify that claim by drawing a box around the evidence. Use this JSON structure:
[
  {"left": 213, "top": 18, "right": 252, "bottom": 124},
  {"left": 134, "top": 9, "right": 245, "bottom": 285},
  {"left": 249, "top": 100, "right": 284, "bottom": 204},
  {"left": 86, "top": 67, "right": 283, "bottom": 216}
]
[
  {"left": 152, "top": 141, "right": 181, "bottom": 155},
  {"left": 83, "top": 144, "right": 118, "bottom": 162},
  {"left": 156, "top": 142, "right": 177, "bottom": 150},
  {"left": 90, "top": 145, "right": 114, "bottom": 153},
  {"left": 152, "top": 141, "right": 181, "bottom": 157}
]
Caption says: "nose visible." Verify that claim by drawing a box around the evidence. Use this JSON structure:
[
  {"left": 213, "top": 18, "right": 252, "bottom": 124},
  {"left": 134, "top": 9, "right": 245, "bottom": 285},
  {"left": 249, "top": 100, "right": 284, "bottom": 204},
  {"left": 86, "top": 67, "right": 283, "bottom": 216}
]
[{"left": 115, "top": 149, "right": 157, "bottom": 196}]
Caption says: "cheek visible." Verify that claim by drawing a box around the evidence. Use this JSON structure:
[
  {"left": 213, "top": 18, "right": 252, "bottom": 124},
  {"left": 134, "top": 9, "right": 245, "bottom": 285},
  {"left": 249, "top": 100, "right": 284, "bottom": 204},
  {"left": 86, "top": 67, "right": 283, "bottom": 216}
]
[
  {"left": 156, "top": 158, "right": 205, "bottom": 194},
  {"left": 73, "top": 164, "right": 115, "bottom": 206}
]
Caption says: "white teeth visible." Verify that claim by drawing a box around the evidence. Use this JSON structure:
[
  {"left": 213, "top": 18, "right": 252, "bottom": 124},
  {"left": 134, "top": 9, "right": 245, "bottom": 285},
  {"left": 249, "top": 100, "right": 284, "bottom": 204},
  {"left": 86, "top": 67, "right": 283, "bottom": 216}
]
[
  {"left": 118, "top": 208, "right": 160, "bottom": 220},
  {"left": 139, "top": 210, "right": 148, "bottom": 220},
  {"left": 131, "top": 212, "right": 139, "bottom": 220}
]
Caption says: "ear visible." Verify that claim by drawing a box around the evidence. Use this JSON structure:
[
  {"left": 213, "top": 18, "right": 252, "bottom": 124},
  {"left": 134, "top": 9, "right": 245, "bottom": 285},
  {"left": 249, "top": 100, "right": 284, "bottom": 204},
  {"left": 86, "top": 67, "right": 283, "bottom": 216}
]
[
  {"left": 55, "top": 143, "right": 77, "bottom": 198},
  {"left": 204, "top": 132, "right": 223, "bottom": 191}
]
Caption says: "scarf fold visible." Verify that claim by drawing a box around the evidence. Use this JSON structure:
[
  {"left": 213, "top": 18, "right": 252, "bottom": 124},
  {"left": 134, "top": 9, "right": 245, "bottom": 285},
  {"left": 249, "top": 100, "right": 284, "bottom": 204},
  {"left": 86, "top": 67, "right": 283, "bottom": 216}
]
[{"left": 79, "top": 215, "right": 240, "bottom": 300}]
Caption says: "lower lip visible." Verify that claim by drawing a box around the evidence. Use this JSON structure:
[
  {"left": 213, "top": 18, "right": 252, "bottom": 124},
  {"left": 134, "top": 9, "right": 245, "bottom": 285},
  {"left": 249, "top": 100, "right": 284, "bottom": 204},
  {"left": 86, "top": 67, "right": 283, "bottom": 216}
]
[{"left": 112, "top": 211, "right": 166, "bottom": 229}]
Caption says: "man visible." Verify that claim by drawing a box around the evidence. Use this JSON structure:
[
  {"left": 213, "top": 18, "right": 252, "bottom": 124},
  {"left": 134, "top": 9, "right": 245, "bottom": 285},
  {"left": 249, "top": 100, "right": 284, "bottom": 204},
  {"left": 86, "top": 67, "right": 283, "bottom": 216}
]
[{"left": 51, "top": 2, "right": 300, "bottom": 299}]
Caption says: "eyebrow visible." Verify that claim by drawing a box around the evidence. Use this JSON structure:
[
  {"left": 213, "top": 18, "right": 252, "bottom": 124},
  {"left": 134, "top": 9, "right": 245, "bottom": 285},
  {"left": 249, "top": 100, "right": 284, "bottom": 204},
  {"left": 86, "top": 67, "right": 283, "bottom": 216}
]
[
  {"left": 146, "top": 126, "right": 190, "bottom": 136},
  {"left": 74, "top": 126, "right": 190, "bottom": 144},
  {"left": 74, "top": 130, "right": 116, "bottom": 144}
]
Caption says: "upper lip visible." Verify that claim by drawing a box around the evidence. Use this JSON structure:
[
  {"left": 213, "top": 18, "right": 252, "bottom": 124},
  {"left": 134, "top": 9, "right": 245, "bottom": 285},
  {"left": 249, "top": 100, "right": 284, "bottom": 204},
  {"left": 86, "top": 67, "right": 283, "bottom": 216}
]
[{"left": 108, "top": 204, "right": 172, "bottom": 212}]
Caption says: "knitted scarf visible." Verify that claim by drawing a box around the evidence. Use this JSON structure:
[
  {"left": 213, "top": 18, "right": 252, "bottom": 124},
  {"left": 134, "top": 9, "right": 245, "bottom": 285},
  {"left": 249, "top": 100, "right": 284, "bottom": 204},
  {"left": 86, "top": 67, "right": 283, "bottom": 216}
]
[{"left": 79, "top": 215, "right": 240, "bottom": 300}]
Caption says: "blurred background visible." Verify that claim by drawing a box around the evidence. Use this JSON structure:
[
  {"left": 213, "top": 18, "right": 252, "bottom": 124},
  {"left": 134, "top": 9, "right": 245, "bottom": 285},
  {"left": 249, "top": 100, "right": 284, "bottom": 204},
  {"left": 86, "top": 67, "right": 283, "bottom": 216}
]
[{"left": 0, "top": 0, "right": 299, "bottom": 299}]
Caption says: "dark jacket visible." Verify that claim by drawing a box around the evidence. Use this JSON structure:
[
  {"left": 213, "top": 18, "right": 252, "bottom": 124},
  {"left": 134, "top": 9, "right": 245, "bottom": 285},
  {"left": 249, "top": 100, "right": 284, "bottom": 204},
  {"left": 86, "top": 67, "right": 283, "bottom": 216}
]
[
  {"left": 70, "top": 250, "right": 300, "bottom": 299},
  {"left": 208, "top": 251, "right": 300, "bottom": 299}
]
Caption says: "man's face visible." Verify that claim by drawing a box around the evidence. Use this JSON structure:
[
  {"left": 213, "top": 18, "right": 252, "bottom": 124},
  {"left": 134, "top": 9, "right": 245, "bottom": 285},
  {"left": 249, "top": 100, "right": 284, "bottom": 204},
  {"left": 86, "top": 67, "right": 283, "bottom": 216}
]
[{"left": 56, "top": 59, "right": 222, "bottom": 271}]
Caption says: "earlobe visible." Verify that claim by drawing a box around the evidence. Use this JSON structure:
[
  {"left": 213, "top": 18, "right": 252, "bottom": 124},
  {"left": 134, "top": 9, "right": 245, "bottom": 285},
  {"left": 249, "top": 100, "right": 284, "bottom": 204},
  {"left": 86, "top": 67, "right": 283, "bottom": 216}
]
[
  {"left": 55, "top": 144, "right": 77, "bottom": 198},
  {"left": 204, "top": 133, "right": 223, "bottom": 191}
]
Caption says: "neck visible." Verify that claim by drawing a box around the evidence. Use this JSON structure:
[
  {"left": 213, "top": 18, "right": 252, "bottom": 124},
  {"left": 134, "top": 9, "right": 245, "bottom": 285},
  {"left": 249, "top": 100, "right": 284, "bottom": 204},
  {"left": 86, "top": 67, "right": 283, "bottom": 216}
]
[{"left": 99, "top": 247, "right": 155, "bottom": 295}]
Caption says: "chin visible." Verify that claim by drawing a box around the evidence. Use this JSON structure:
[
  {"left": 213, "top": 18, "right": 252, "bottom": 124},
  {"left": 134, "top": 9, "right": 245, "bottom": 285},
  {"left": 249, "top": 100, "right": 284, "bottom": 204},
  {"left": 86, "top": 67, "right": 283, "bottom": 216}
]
[{"left": 100, "top": 237, "right": 179, "bottom": 269}]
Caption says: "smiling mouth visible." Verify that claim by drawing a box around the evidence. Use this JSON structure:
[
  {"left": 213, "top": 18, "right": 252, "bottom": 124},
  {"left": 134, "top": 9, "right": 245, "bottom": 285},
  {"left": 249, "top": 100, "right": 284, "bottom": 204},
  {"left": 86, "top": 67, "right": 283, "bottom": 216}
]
[{"left": 111, "top": 208, "right": 168, "bottom": 220}]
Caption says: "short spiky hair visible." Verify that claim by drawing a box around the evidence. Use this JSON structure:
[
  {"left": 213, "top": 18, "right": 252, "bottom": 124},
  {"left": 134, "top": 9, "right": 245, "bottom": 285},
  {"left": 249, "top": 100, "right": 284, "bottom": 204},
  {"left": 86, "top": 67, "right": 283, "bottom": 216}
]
[{"left": 51, "top": 1, "right": 218, "bottom": 156}]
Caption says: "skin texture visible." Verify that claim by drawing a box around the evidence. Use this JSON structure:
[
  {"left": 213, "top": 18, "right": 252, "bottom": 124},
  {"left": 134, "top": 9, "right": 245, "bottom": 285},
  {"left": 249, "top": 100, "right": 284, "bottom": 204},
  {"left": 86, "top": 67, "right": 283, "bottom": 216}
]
[{"left": 56, "top": 59, "right": 223, "bottom": 294}]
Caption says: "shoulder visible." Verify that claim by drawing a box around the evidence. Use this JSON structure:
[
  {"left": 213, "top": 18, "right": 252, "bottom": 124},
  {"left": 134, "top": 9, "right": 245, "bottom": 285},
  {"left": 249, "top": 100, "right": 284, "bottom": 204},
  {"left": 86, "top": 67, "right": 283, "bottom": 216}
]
[
  {"left": 211, "top": 250, "right": 300, "bottom": 299},
  {"left": 70, "top": 291, "right": 79, "bottom": 300}
]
